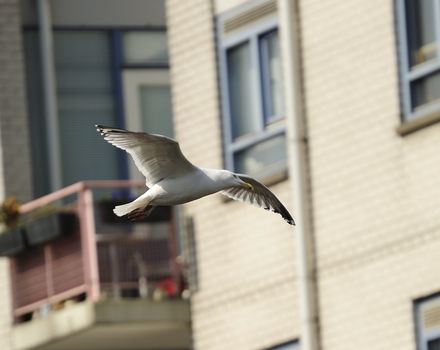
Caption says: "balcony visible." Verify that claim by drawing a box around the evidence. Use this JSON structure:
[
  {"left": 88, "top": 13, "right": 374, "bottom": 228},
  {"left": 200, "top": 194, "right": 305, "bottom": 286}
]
[{"left": 4, "top": 181, "right": 191, "bottom": 350}]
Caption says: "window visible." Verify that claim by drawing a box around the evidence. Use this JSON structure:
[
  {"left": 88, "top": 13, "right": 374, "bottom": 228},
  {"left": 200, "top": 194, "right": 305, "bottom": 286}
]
[
  {"left": 415, "top": 294, "right": 440, "bottom": 350},
  {"left": 24, "top": 30, "right": 120, "bottom": 196},
  {"left": 54, "top": 31, "right": 119, "bottom": 188},
  {"left": 23, "top": 28, "right": 170, "bottom": 196},
  {"left": 428, "top": 339, "right": 440, "bottom": 350},
  {"left": 218, "top": 1, "right": 286, "bottom": 180},
  {"left": 266, "top": 340, "right": 300, "bottom": 350},
  {"left": 397, "top": 0, "right": 440, "bottom": 124},
  {"left": 139, "top": 85, "right": 173, "bottom": 137},
  {"left": 122, "top": 70, "right": 174, "bottom": 180},
  {"left": 122, "top": 31, "right": 169, "bottom": 65}
]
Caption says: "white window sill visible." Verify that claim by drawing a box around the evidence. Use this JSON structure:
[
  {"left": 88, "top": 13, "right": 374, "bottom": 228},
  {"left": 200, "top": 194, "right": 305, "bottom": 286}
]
[{"left": 396, "top": 110, "right": 440, "bottom": 136}]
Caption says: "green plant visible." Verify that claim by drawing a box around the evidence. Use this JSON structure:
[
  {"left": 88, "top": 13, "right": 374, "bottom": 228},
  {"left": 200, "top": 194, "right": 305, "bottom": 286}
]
[{"left": 0, "top": 197, "right": 20, "bottom": 233}]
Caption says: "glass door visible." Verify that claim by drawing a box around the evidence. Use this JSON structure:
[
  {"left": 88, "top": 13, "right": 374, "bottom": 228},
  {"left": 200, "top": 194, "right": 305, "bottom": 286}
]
[{"left": 122, "top": 69, "right": 173, "bottom": 181}]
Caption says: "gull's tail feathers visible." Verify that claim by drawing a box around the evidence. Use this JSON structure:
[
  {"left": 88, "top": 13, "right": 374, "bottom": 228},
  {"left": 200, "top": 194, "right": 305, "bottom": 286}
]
[{"left": 113, "top": 202, "right": 137, "bottom": 217}]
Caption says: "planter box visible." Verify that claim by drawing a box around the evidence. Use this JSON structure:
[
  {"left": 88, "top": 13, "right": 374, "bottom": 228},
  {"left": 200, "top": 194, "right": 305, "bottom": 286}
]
[
  {"left": 24, "top": 212, "right": 79, "bottom": 246},
  {"left": 0, "top": 228, "right": 26, "bottom": 256},
  {"left": 98, "top": 199, "right": 172, "bottom": 224}
]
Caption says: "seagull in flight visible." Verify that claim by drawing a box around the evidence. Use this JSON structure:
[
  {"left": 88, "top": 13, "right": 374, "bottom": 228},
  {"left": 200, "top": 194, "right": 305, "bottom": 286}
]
[{"left": 96, "top": 125, "right": 294, "bottom": 225}]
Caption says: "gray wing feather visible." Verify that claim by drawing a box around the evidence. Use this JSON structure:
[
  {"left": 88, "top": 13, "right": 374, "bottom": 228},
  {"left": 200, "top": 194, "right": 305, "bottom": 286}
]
[
  {"left": 221, "top": 174, "right": 295, "bottom": 226},
  {"left": 96, "top": 125, "right": 196, "bottom": 187}
]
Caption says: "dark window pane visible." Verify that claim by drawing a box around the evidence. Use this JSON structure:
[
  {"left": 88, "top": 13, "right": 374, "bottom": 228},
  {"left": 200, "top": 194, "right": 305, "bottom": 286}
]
[
  {"left": 140, "top": 85, "right": 173, "bottom": 138},
  {"left": 54, "top": 31, "right": 120, "bottom": 187},
  {"left": 428, "top": 338, "right": 440, "bottom": 350},
  {"left": 234, "top": 134, "right": 286, "bottom": 176},
  {"left": 24, "top": 31, "right": 121, "bottom": 194},
  {"left": 411, "top": 71, "right": 440, "bottom": 109},
  {"left": 269, "top": 341, "right": 299, "bottom": 350},
  {"left": 405, "top": 0, "right": 437, "bottom": 66},
  {"left": 23, "top": 31, "right": 51, "bottom": 197},
  {"left": 123, "top": 31, "right": 169, "bottom": 65},
  {"left": 227, "top": 41, "right": 259, "bottom": 139},
  {"left": 260, "top": 30, "right": 284, "bottom": 121}
]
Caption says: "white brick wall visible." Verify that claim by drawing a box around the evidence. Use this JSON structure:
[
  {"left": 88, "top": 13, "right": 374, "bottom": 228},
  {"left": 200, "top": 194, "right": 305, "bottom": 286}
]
[{"left": 166, "top": 1, "right": 299, "bottom": 349}]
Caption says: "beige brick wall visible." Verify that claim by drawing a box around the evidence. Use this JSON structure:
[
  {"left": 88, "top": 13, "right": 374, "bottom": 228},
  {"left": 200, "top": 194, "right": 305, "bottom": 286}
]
[
  {"left": 166, "top": 0, "right": 299, "bottom": 349},
  {"left": 213, "top": 0, "right": 248, "bottom": 13},
  {"left": 301, "top": 0, "right": 440, "bottom": 349},
  {"left": 167, "top": 0, "right": 440, "bottom": 349}
]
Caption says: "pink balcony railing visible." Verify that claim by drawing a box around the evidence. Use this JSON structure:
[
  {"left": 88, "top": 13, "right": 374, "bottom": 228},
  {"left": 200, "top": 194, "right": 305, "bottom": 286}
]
[{"left": 10, "top": 180, "right": 183, "bottom": 323}]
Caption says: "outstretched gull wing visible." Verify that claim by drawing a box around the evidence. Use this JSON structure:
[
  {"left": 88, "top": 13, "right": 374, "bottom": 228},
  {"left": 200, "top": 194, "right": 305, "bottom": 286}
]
[
  {"left": 221, "top": 174, "right": 295, "bottom": 225},
  {"left": 96, "top": 125, "right": 196, "bottom": 187}
]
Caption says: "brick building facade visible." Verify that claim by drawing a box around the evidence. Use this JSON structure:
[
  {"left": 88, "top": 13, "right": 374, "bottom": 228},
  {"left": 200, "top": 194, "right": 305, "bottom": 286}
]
[{"left": 166, "top": 0, "right": 440, "bottom": 349}]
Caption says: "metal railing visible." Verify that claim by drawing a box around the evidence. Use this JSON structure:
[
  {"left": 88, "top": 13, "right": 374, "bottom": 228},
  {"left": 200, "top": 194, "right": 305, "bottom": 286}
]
[{"left": 10, "top": 180, "right": 183, "bottom": 322}]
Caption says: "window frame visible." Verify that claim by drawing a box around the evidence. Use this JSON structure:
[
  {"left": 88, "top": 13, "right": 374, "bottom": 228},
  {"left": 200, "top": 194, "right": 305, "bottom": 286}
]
[
  {"left": 264, "top": 339, "right": 300, "bottom": 350},
  {"left": 396, "top": 0, "right": 440, "bottom": 126},
  {"left": 414, "top": 293, "right": 440, "bottom": 350},
  {"left": 217, "top": 14, "right": 287, "bottom": 178}
]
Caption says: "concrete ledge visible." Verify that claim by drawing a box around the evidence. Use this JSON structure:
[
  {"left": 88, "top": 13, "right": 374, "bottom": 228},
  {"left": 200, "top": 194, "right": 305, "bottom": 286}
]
[
  {"left": 36, "top": 322, "right": 191, "bottom": 350},
  {"left": 12, "top": 299, "right": 191, "bottom": 350},
  {"left": 95, "top": 299, "right": 191, "bottom": 323},
  {"left": 12, "top": 301, "right": 95, "bottom": 350}
]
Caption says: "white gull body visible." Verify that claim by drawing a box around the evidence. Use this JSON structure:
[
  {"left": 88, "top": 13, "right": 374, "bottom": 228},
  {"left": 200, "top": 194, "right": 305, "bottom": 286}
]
[{"left": 96, "top": 125, "right": 294, "bottom": 225}]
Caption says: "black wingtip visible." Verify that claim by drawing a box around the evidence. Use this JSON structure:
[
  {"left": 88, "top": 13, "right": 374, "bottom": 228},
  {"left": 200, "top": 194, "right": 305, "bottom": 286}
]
[
  {"left": 95, "top": 124, "right": 105, "bottom": 132},
  {"left": 95, "top": 125, "right": 128, "bottom": 134},
  {"left": 281, "top": 209, "right": 295, "bottom": 226},
  {"left": 96, "top": 124, "right": 111, "bottom": 131},
  {"left": 95, "top": 124, "right": 107, "bottom": 137}
]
